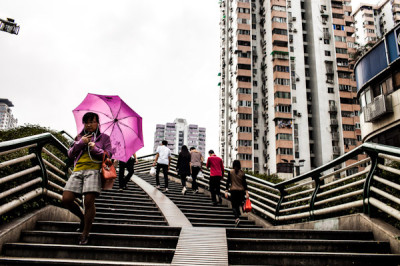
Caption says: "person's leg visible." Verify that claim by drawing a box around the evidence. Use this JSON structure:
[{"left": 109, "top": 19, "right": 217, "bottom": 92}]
[
  {"left": 62, "top": 191, "right": 84, "bottom": 223},
  {"left": 119, "top": 162, "right": 127, "bottom": 189},
  {"left": 180, "top": 174, "right": 186, "bottom": 187},
  {"left": 230, "top": 191, "right": 241, "bottom": 219},
  {"left": 155, "top": 163, "right": 162, "bottom": 187},
  {"left": 210, "top": 177, "right": 217, "bottom": 203},
  {"left": 191, "top": 166, "right": 200, "bottom": 191},
  {"left": 162, "top": 164, "right": 169, "bottom": 189},
  {"left": 81, "top": 192, "right": 96, "bottom": 240},
  {"left": 216, "top": 177, "right": 222, "bottom": 203},
  {"left": 124, "top": 159, "right": 134, "bottom": 188}
]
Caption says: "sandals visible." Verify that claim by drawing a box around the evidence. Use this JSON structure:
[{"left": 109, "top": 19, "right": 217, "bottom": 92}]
[
  {"left": 78, "top": 234, "right": 90, "bottom": 245},
  {"left": 76, "top": 220, "right": 84, "bottom": 232}
]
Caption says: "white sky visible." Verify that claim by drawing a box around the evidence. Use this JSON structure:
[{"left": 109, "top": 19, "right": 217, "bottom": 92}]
[{"left": 0, "top": 0, "right": 221, "bottom": 157}]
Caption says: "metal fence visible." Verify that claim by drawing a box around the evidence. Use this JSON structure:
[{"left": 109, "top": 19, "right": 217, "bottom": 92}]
[
  {"left": 0, "top": 133, "right": 78, "bottom": 221},
  {"left": 1, "top": 133, "right": 399, "bottom": 227},
  {"left": 137, "top": 142, "right": 400, "bottom": 226}
]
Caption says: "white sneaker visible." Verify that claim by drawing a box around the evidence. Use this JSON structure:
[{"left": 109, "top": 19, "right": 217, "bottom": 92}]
[
  {"left": 182, "top": 187, "right": 187, "bottom": 195},
  {"left": 156, "top": 185, "right": 160, "bottom": 189},
  {"left": 163, "top": 188, "right": 168, "bottom": 192}
]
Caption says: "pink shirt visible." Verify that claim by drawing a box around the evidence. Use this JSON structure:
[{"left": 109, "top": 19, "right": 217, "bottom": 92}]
[{"left": 206, "top": 154, "right": 224, "bottom": 177}]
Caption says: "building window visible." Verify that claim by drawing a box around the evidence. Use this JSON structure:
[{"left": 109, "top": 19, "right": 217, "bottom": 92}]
[
  {"left": 274, "top": 78, "right": 290, "bottom": 85},
  {"left": 275, "top": 105, "right": 292, "bottom": 113},
  {"left": 238, "top": 113, "right": 252, "bottom": 120},
  {"left": 273, "top": 65, "right": 290, "bottom": 72},
  {"left": 276, "top": 148, "right": 293, "bottom": 155},
  {"left": 238, "top": 140, "right": 252, "bottom": 146},
  {"left": 238, "top": 88, "right": 251, "bottom": 94},
  {"left": 274, "top": 91, "right": 291, "bottom": 99},
  {"left": 325, "top": 50, "right": 331, "bottom": 56},
  {"left": 238, "top": 126, "right": 252, "bottom": 133},
  {"left": 328, "top": 87, "right": 334, "bottom": 93},
  {"left": 276, "top": 133, "right": 293, "bottom": 140}
]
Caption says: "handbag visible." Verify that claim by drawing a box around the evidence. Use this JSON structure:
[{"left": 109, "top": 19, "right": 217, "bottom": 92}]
[
  {"left": 101, "top": 152, "right": 117, "bottom": 190},
  {"left": 149, "top": 166, "right": 156, "bottom": 176},
  {"left": 243, "top": 198, "right": 252, "bottom": 213}
]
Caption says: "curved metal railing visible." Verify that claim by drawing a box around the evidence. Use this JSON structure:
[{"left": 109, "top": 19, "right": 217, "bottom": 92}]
[
  {"left": 136, "top": 143, "right": 400, "bottom": 226},
  {"left": 0, "top": 133, "right": 78, "bottom": 222}
]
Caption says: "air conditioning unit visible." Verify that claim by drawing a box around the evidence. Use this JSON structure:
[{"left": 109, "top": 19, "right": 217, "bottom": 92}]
[{"left": 293, "top": 29, "right": 297, "bottom": 33}]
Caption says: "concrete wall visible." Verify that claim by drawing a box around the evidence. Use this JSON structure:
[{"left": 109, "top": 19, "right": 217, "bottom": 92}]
[
  {"left": 273, "top": 213, "right": 400, "bottom": 254},
  {"left": 0, "top": 205, "right": 78, "bottom": 253}
]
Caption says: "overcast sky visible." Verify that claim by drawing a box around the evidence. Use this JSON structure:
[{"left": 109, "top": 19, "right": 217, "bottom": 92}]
[{"left": 0, "top": 0, "right": 221, "bottom": 156}]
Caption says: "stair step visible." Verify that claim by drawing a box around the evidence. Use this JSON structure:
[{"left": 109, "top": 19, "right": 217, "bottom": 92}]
[
  {"left": 97, "top": 196, "right": 155, "bottom": 204},
  {"left": 100, "top": 191, "right": 149, "bottom": 198},
  {"left": 0, "top": 257, "right": 170, "bottom": 265},
  {"left": 95, "top": 212, "right": 165, "bottom": 221},
  {"left": 21, "top": 231, "right": 178, "bottom": 248},
  {"left": 178, "top": 207, "right": 234, "bottom": 214},
  {"left": 94, "top": 217, "right": 167, "bottom": 225},
  {"left": 226, "top": 228, "right": 375, "bottom": 240},
  {"left": 191, "top": 222, "right": 261, "bottom": 228},
  {"left": 95, "top": 202, "right": 158, "bottom": 211},
  {"left": 3, "top": 243, "right": 175, "bottom": 263},
  {"left": 95, "top": 207, "right": 161, "bottom": 216},
  {"left": 36, "top": 221, "right": 180, "bottom": 236},
  {"left": 227, "top": 238, "right": 391, "bottom": 253},
  {"left": 187, "top": 217, "right": 254, "bottom": 224},
  {"left": 175, "top": 202, "right": 230, "bottom": 211},
  {"left": 228, "top": 250, "right": 400, "bottom": 265}
]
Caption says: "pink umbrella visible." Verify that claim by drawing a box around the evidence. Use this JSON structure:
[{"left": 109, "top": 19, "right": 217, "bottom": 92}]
[{"left": 73, "top": 93, "right": 144, "bottom": 162}]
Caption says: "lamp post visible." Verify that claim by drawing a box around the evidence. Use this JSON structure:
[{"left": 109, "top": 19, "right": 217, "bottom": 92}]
[
  {"left": 290, "top": 159, "right": 305, "bottom": 176},
  {"left": 0, "top": 18, "right": 20, "bottom": 35}
]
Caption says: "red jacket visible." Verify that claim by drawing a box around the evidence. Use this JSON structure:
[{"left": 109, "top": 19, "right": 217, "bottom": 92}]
[{"left": 206, "top": 154, "right": 224, "bottom": 177}]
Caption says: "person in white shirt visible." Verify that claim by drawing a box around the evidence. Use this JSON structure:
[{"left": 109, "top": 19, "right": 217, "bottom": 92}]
[{"left": 152, "top": 140, "right": 171, "bottom": 192}]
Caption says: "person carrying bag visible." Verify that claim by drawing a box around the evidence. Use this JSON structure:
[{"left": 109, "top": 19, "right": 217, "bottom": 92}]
[{"left": 225, "top": 160, "right": 249, "bottom": 227}]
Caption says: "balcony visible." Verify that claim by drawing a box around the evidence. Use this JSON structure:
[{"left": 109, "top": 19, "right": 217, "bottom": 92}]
[
  {"left": 332, "top": 146, "right": 341, "bottom": 155},
  {"left": 364, "top": 94, "right": 393, "bottom": 122},
  {"left": 329, "top": 105, "right": 338, "bottom": 113}
]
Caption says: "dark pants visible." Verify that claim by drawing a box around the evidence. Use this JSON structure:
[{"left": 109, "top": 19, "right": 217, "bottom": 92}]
[
  {"left": 156, "top": 163, "right": 169, "bottom": 188},
  {"left": 191, "top": 166, "right": 200, "bottom": 190},
  {"left": 230, "top": 190, "right": 245, "bottom": 219},
  {"left": 180, "top": 174, "right": 187, "bottom": 187},
  {"left": 210, "top": 176, "right": 222, "bottom": 203},
  {"left": 119, "top": 158, "right": 134, "bottom": 189}
]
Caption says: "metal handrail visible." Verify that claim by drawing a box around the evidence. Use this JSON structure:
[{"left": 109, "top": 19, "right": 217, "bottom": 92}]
[
  {"left": 0, "top": 133, "right": 73, "bottom": 218},
  {"left": 136, "top": 142, "right": 400, "bottom": 226}
]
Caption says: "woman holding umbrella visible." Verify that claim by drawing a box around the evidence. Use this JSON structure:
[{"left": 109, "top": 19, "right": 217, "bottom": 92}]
[{"left": 62, "top": 112, "right": 112, "bottom": 245}]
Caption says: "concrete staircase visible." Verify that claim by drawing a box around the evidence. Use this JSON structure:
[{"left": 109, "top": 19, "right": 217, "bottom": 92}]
[
  {"left": 1, "top": 172, "right": 399, "bottom": 265},
  {"left": 137, "top": 173, "right": 261, "bottom": 228},
  {"left": 226, "top": 228, "right": 400, "bottom": 265},
  {"left": 0, "top": 181, "right": 180, "bottom": 265}
]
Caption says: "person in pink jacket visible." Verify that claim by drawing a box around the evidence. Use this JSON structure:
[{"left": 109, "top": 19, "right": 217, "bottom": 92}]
[
  {"left": 206, "top": 150, "right": 224, "bottom": 206},
  {"left": 62, "top": 112, "right": 112, "bottom": 245}
]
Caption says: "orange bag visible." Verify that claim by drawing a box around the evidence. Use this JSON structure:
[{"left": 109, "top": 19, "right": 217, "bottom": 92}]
[
  {"left": 243, "top": 198, "right": 252, "bottom": 213},
  {"left": 101, "top": 152, "right": 116, "bottom": 190}
]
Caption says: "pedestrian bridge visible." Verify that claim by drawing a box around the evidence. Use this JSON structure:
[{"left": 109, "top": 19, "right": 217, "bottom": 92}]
[{"left": 0, "top": 133, "right": 400, "bottom": 265}]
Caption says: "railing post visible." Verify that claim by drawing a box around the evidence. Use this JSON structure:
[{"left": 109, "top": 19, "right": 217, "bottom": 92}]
[
  {"left": 29, "top": 141, "right": 49, "bottom": 202},
  {"left": 309, "top": 173, "right": 322, "bottom": 221},
  {"left": 274, "top": 186, "right": 286, "bottom": 225},
  {"left": 363, "top": 151, "right": 383, "bottom": 216}
]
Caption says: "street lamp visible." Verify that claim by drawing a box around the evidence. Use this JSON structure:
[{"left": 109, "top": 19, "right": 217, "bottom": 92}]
[
  {"left": 0, "top": 18, "right": 20, "bottom": 35},
  {"left": 290, "top": 159, "right": 305, "bottom": 176}
]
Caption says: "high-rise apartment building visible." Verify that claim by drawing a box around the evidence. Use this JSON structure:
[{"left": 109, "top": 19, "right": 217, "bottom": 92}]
[
  {"left": 219, "top": 0, "right": 363, "bottom": 178},
  {"left": 353, "top": 0, "right": 400, "bottom": 47},
  {"left": 153, "top": 118, "right": 206, "bottom": 157},
  {"left": 0, "top": 99, "right": 18, "bottom": 130}
]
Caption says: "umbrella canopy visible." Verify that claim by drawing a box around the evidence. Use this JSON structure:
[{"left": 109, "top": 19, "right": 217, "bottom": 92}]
[{"left": 73, "top": 93, "right": 144, "bottom": 162}]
